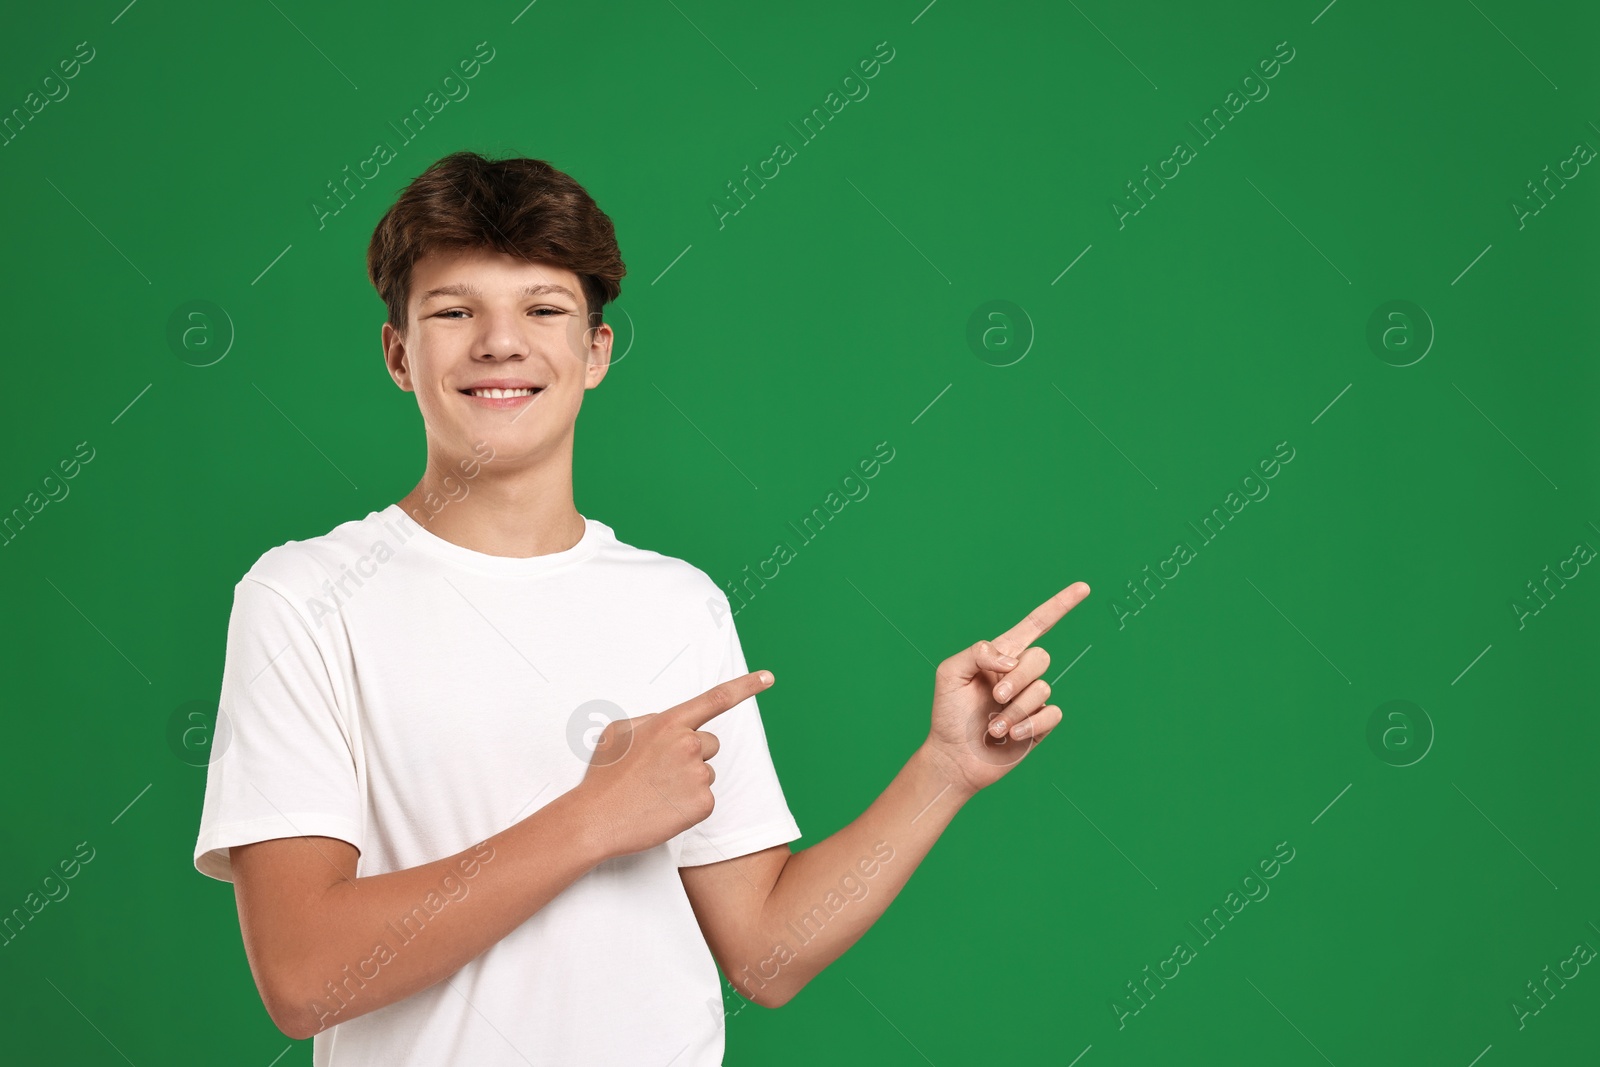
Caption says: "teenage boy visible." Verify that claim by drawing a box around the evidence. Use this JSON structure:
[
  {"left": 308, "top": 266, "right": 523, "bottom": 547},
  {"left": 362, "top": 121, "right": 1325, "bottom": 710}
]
[{"left": 193, "top": 150, "right": 1088, "bottom": 1065}]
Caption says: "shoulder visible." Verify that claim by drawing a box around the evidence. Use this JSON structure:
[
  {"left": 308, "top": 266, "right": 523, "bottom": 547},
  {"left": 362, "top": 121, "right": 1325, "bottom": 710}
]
[
  {"left": 591, "top": 518, "right": 732, "bottom": 620},
  {"left": 237, "top": 508, "right": 393, "bottom": 605}
]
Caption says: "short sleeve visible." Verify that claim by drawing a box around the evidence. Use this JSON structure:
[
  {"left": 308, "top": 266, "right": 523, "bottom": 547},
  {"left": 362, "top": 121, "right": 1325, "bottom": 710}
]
[
  {"left": 676, "top": 611, "right": 803, "bottom": 867},
  {"left": 193, "top": 576, "right": 365, "bottom": 882}
]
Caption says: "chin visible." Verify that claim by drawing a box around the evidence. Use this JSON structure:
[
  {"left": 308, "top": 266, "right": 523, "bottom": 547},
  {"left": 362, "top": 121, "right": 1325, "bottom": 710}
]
[{"left": 464, "top": 430, "right": 555, "bottom": 463}]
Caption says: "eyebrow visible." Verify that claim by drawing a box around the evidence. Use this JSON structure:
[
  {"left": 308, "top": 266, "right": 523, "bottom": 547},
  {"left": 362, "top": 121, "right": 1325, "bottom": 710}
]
[{"left": 417, "top": 282, "right": 578, "bottom": 305}]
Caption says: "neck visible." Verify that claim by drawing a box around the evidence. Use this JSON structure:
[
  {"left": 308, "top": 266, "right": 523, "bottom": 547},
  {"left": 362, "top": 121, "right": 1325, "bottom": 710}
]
[{"left": 397, "top": 438, "right": 584, "bottom": 559}]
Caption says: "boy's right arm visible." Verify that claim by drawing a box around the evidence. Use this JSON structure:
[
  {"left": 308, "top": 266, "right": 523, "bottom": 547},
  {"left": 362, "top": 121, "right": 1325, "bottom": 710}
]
[
  {"left": 233, "top": 783, "right": 605, "bottom": 1041},
  {"left": 230, "top": 669, "right": 773, "bottom": 1041}
]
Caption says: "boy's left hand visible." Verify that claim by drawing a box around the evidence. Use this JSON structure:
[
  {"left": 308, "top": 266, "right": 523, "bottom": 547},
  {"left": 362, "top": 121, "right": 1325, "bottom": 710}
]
[{"left": 922, "top": 582, "right": 1091, "bottom": 797}]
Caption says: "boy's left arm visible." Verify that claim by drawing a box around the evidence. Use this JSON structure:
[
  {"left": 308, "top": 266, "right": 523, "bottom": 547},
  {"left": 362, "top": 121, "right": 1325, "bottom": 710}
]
[{"left": 680, "top": 582, "right": 1091, "bottom": 1008}]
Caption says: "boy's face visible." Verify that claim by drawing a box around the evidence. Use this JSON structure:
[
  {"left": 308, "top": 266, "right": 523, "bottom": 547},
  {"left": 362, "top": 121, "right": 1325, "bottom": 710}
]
[{"left": 381, "top": 247, "right": 612, "bottom": 467}]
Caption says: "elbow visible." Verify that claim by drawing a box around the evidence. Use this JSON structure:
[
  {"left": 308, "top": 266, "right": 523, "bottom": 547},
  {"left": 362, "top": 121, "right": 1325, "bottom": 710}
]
[
  {"left": 262, "top": 990, "right": 317, "bottom": 1043},
  {"left": 758, "top": 990, "right": 794, "bottom": 1010},
  {"left": 743, "top": 977, "right": 802, "bottom": 1010},
  {"left": 258, "top": 970, "right": 327, "bottom": 1043},
  {"left": 762, "top": 983, "right": 806, "bottom": 1009},
  {"left": 271, "top": 1012, "right": 318, "bottom": 1044},
  {"left": 724, "top": 950, "right": 809, "bottom": 1009}
]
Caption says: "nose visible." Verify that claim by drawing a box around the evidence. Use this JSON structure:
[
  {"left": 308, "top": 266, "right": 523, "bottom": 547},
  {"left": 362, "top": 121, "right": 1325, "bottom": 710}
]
[{"left": 472, "top": 305, "right": 528, "bottom": 363}]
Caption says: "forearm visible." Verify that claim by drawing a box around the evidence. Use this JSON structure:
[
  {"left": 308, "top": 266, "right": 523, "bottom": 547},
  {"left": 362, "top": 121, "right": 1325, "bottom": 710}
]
[
  {"left": 278, "top": 786, "right": 607, "bottom": 1038},
  {"left": 738, "top": 742, "right": 973, "bottom": 1007}
]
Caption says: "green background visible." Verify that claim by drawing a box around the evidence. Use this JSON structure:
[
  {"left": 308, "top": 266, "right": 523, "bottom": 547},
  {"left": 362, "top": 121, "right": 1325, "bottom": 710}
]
[{"left": 2, "top": 0, "right": 1596, "bottom": 1063}]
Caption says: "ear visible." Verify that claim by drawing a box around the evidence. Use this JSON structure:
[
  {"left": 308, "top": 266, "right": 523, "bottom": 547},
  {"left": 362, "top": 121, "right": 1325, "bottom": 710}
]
[
  {"left": 382, "top": 322, "right": 414, "bottom": 392},
  {"left": 582, "top": 315, "right": 614, "bottom": 390}
]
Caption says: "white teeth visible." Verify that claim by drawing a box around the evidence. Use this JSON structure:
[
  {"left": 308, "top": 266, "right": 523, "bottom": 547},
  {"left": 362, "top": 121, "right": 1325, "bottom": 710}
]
[{"left": 468, "top": 387, "right": 538, "bottom": 398}]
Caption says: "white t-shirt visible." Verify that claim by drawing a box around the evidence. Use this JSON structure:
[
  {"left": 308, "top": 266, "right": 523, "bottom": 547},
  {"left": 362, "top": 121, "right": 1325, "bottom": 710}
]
[{"left": 193, "top": 504, "right": 803, "bottom": 1066}]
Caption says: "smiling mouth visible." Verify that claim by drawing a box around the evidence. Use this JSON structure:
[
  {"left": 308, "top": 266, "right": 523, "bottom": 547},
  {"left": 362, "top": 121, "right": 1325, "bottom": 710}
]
[{"left": 461, "top": 387, "right": 543, "bottom": 399}]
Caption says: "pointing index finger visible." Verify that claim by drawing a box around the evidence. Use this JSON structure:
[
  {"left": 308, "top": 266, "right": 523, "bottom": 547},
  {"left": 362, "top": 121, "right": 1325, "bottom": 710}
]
[
  {"left": 992, "top": 583, "right": 1090, "bottom": 660},
  {"left": 667, "top": 669, "right": 775, "bottom": 731}
]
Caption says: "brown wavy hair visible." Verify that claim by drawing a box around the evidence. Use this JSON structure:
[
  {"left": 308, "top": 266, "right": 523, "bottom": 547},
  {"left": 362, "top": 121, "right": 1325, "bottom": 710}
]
[{"left": 366, "top": 151, "right": 626, "bottom": 335}]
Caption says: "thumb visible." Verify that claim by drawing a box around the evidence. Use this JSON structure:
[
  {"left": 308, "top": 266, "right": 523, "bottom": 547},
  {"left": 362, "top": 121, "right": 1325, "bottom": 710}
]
[{"left": 936, "top": 640, "right": 1018, "bottom": 693}]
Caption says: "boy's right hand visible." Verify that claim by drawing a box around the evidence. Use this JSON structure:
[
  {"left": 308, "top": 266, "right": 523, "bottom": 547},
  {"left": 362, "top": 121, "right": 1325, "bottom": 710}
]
[{"left": 575, "top": 670, "right": 775, "bottom": 860}]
